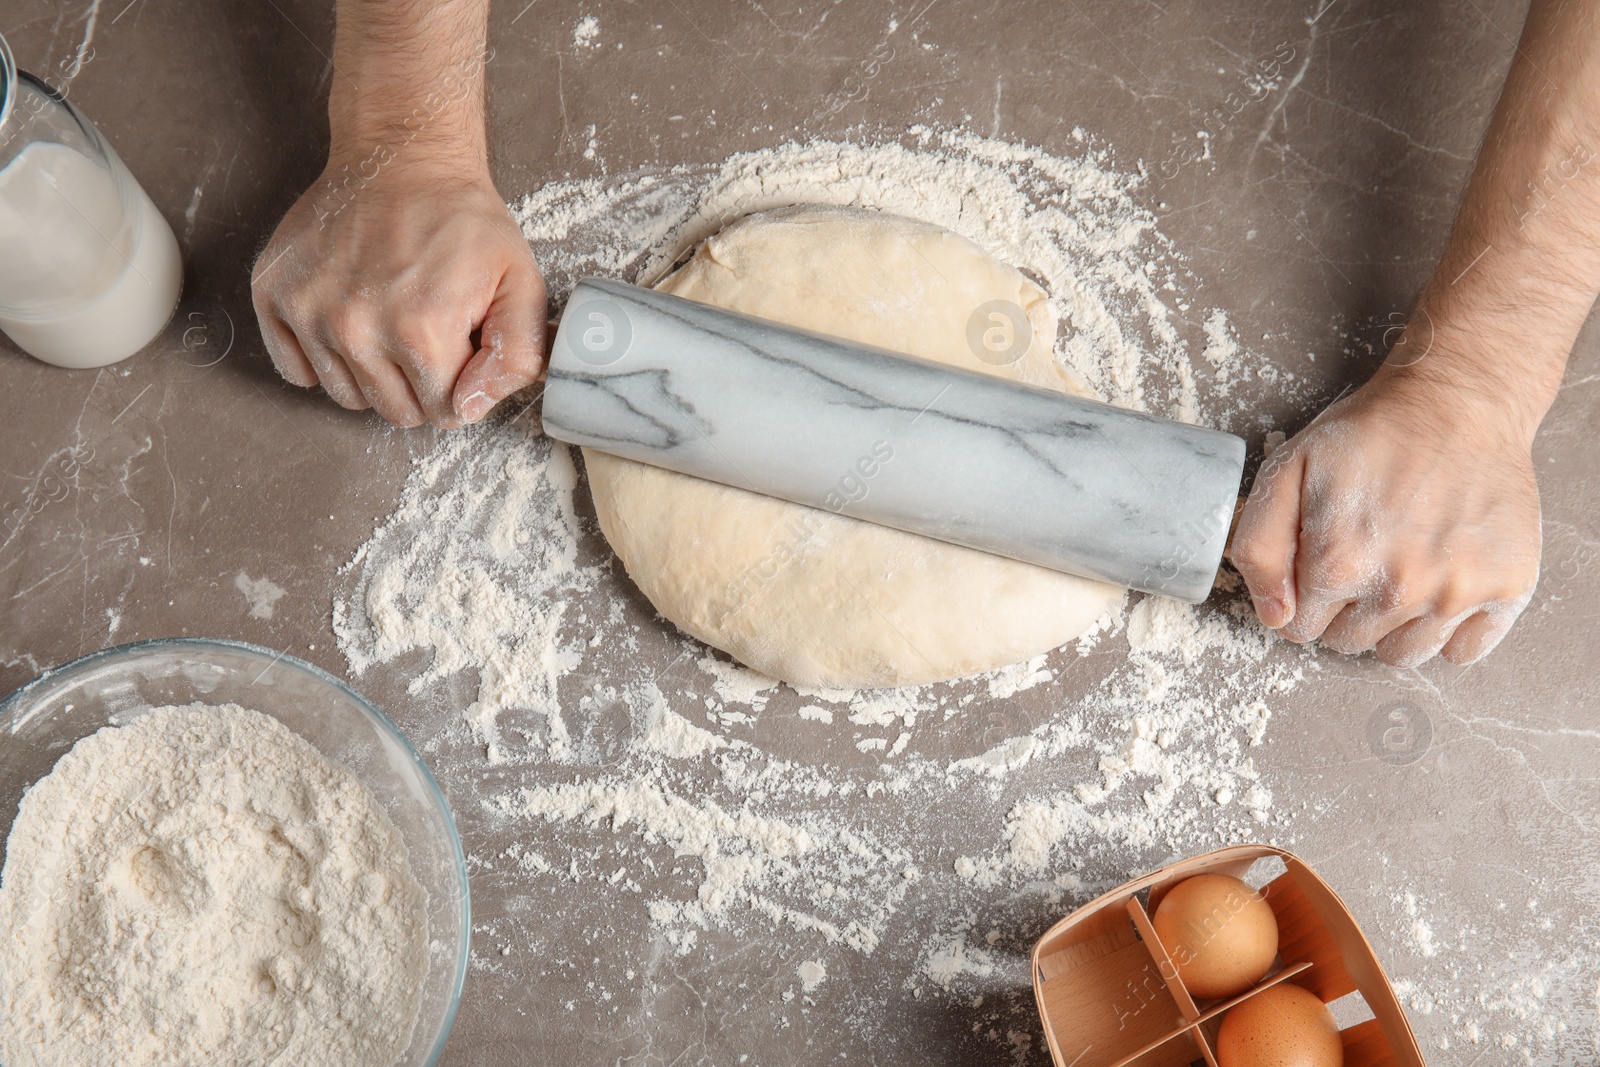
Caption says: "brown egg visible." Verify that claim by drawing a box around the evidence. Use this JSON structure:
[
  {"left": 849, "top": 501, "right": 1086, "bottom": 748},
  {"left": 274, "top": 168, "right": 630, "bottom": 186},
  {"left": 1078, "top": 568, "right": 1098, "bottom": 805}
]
[
  {"left": 1216, "top": 983, "right": 1344, "bottom": 1067},
  {"left": 1151, "top": 873, "right": 1279, "bottom": 999}
]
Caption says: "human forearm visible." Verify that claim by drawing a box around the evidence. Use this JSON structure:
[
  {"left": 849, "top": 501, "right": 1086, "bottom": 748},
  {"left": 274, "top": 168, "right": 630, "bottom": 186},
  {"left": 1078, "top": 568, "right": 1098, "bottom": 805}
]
[
  {"left": 328, "top": 0, "right": 491, "bottom": 166},
  {"left": 254, "top": 0, "right": 547, "bottom": 430},
  {"left": 1228, "top": 2, "right": 1597, "bottom": 663},
  {"left": 1396, "top": 0, "right": 1600, "bottom": 437}
]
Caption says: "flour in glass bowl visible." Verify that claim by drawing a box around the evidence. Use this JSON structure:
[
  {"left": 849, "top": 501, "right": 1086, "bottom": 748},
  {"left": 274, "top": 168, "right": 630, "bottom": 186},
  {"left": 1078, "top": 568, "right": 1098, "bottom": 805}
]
[{"left": 0, "top": 703, "right": 428, "bottom": 1067}]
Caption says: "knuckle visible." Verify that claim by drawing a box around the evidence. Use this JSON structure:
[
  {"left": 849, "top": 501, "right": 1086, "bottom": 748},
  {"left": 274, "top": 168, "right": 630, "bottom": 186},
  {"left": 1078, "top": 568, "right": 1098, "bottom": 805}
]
[
  {"left": 1303, "top": 553, "right": 1365, "bottom": 597},
  {"left": 1441, "top": 622, "right": 1498, "bottom": 665},
  {"left": 325, "top": 303, "right": 377, "bottom": 350},
  {"left": 1342, "top": 594, "right": 1387, "bottom": 627},
  {"left": 304, "top": 345, "right": 341, "bottom": 378},
  {"left": 510, "top": 251, "right": 547, "bottom": 292},
  {"left": 1433, "top": 578, "right": 1483, "bottom": 621},
  {"left": 1375, "top": 564, "right": 1425, "bottom": 612},
  {"left": 1510, "top": 562, "right": 1541, "bottom": 598},
  {"left": 496, "top": 341, "right": 545, "bottom": 377},
  {"left": 1228, "top": 534, "right": 1273, "bottom": 575},
  {"left": 249, "top": 251, "right": 281, "bottom": 293},
  {"left": 528, "top": 268, "right": 549, "bottom": 301},
  {"left": 365, "top": 393, "right": 411, "bottom": 424},
  {"left": 391, "top": 314, "right": 444, "bottom": 358},
  {"left": 1245, "top": 476, "right": 1287, "bottom": 510},
  {"left": 388, "top": 394, "right": 427, "bottom": 427},
  {"left": 1255, "top": 446, "right": 1296, "bottom": 482},
  {"left": 1316, "top": 615, "right": 1358, "bottom": 652},
  {"left": 414, "top": 377, "right": 454, "bottom": 412},
  {"left": 1279, "top": 606, "right": 1330, "bottom": 643}
]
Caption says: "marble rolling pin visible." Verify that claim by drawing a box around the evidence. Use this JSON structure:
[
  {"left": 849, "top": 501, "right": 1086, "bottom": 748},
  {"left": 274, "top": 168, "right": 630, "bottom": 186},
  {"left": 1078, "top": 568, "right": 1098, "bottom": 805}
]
[{"left": 542, "top": 278, "right": 1246, "bottom": 602}]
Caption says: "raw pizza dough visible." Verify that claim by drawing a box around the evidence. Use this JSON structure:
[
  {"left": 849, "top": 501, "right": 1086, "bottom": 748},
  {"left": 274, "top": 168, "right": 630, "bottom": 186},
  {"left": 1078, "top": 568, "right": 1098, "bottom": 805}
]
[{"left": 583, "top": 205, "right": 1123, "bottom": 688}]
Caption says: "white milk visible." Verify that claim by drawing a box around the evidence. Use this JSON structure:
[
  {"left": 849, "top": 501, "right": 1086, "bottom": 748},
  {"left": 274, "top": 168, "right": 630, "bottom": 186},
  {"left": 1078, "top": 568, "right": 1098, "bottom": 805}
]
[{"left": 0, "top": 141, "right": 183, "bottom": 368}]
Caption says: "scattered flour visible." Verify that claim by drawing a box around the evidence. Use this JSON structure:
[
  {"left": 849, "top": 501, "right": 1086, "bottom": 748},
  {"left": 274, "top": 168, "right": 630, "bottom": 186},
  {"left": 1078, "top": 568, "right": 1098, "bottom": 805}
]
[
  {"left": 923, "top": 923, "right": 998, "bottom": 991},
  {"left": 697, "top": 654, "right": 778, "bottom": 715},
  {"left": 0, "top": 704, "right": 427, "bottom": 1067},
  {"left": 510, "top": 129, "right": 1268, "bottom": 426},
  {"left": 1384, "top": 890, "right": 1591, "bottom": 1062},
  {"left": 639, "top": 693, "right": 728, "bottom": 760},
  {"left": 496, "top": 749, "right": 917, "bottom": 956},
  {"left": 985, "top": 655, "right": 1055, "bottom": 699},
  {"left": 234, "top": 571, "right": 286, "bottom": 619},
  {"left": 334, "top": 424, "right": 590, "bottom": 766},
  {"left": 572, "top": 14, "right": 600, "bottom": 49},
  {"left": 1202, "top": 307, "right": 1243, "bottom": 392},
  {"left": 798, "top": 960, "right": 828, "bottom": 993},
  {"left": 1403, "top": 891, "right": 1440, "bottom": 958}
]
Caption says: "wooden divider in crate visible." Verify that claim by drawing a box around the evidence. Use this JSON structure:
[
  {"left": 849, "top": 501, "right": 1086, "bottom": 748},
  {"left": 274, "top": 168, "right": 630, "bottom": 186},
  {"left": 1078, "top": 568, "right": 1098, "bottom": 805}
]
[{"left": 1031, "top": 845, "right": 1427, "bottom": 1067}]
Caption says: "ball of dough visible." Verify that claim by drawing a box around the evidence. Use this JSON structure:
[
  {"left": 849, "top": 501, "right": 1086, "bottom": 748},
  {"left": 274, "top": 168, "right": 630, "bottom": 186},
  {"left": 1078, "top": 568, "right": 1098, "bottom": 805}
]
[{"left": 583, "top": 205, "right": 1124, "bottom": 688}]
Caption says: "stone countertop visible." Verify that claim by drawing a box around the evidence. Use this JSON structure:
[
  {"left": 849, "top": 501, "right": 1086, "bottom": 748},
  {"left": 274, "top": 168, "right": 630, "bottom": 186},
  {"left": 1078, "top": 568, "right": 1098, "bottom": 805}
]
[{"left": 2, "top": 1, "right": 1596, "bottom": 1064}]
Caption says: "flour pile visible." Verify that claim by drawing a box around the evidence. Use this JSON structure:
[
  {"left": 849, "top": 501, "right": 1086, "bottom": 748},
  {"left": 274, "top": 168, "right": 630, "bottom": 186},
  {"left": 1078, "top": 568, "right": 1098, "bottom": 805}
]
[{"left": 0, "top": 704, "right": 428, "bottom": 1067}]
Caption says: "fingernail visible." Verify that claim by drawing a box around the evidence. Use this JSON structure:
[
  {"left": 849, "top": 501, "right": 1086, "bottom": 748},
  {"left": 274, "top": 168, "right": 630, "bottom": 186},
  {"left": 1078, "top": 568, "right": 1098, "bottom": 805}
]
[
  {"left": 1253, "top": 595, "right": 1284, "bottom": 627},
  {"left": 458, "top": 391, "right": 495, "bottom": 423}
]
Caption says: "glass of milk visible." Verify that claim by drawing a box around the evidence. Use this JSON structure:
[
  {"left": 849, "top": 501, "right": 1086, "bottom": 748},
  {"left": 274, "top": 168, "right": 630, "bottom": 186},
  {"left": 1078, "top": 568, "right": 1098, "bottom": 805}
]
[{"left": 0, "top": 34, "right": 183, "bottom": 368}]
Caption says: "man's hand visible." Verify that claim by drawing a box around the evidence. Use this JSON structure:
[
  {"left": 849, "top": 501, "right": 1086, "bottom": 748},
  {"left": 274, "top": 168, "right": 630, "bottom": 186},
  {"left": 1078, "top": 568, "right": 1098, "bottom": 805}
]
[
  {"left": 251, "top": 0, "right": 543, "bottom": 428},
  {"left": 1232, "top": 361, "right": 1541, "bottom": 667},
  {"left": 253, "top": 158, "right": 546, "bottom": 428},
  {"left": 1235, "top": 0, "right": 1600, "bottom": 666}
]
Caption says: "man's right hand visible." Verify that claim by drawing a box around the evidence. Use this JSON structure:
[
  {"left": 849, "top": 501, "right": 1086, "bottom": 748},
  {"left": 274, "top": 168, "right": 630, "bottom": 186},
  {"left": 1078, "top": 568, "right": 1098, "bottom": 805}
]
[
  {"left": 1231, "top": 356, "right": 1543, "bottom": 667},
  {"left": 252, "top": 155, "right": 547, "bottom": 429}
]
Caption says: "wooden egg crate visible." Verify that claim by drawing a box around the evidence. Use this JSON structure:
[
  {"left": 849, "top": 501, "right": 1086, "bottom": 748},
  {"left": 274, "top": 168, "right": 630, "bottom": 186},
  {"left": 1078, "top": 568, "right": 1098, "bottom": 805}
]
[{"left": 1030, "top": 845, "right": 1426, "bottom": 1067}]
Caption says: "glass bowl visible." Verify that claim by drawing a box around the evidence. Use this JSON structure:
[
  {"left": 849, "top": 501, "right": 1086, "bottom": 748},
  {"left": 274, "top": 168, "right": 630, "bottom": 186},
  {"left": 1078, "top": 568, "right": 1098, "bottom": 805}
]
[{"left": 0, "top": 638, "right": 470, "bottom": 1066}]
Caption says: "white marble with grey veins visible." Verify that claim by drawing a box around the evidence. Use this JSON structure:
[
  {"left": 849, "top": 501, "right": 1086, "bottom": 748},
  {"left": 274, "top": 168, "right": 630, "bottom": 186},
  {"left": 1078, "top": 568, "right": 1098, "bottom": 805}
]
[{"left": 542, "top": 278, "right": 1246, "bottom": 602}]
